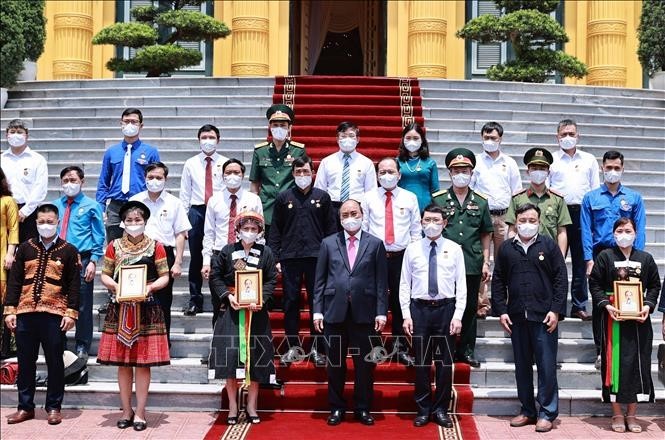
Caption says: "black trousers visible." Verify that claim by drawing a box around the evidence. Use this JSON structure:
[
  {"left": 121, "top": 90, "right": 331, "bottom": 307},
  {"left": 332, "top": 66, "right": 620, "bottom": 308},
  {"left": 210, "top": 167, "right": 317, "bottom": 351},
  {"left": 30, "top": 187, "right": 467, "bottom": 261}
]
[
  {"left": 187, "top": 205, "right": 206, "bottom": 309},
  {"left": 566, "top": 205, "right": 589, "bottom": 314},
  {"left": 411, "top": 299, "right": 456, "bottom": 415},
  {"left": 17, "top": 204, "right": 38, "bottom": 243},
  {"left": 324, "top": 312, "right": 376, "bottom": 412},
  {"left": 386, "top": 251, "right": 407, "bottom": 350},
  {"left": 591, "top": 245, "right": 610, "bottom": 355},
  {"left": 281, "top": 257, "right": 320, "bottom": 352},
  {"left": 153, "top": 245, "right": 175, "bottom": 347},
  {"left": 16, "top": 313, "right": 66, "bottom": 411},
  {"left": 456, "top": 274, "right": 480, "bottom": 358}
]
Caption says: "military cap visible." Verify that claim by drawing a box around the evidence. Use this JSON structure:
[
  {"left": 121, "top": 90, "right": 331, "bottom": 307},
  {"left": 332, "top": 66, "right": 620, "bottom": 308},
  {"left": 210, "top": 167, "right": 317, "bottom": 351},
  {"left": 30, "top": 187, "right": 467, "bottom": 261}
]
[
  {"left": 523, "top": 147, "right": 553, "bottom": 167},
  {"left": 266, "top": 104, "right": 294, "bottom": 123},
  {"left": 445, "top": 148, "right": 476, "bottom": 169},
  {"left": 119, "top": 200, "right": 150, "bottom": 221}
]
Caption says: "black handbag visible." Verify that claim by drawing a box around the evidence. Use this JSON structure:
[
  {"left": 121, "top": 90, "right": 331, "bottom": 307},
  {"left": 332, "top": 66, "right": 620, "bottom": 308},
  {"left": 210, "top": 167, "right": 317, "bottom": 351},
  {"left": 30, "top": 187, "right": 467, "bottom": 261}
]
[{"left": 658, "top": 343, "right": 665, "bottom": 387}]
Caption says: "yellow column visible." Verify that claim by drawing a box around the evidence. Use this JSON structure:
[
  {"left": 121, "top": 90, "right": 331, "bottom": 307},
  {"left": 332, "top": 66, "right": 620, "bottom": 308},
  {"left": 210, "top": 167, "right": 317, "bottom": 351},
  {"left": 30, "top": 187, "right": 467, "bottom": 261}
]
[
  {"left": 230, "top": 1, "right": 270, "bottom": 76},
  {"left": 586, "top": 1, "right": 627, "bottom": 87},
  {"left": 52, "top": 1, "right": 93, "bottom": 80},
  {"left": 407, "top": 1, "right": 447, "bottom": 77}
]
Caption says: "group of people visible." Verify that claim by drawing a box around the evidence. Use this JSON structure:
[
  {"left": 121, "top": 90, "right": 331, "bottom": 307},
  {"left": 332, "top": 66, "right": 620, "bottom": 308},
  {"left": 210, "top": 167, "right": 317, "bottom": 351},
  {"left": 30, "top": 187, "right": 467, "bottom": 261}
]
[{"left": 1, "top": 105, "right": 663, "bottom": 434}]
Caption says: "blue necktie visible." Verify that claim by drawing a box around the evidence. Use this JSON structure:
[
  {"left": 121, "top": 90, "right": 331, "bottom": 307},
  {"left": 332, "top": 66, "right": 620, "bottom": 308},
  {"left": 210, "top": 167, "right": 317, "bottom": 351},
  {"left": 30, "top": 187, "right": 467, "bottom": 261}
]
[
  {"left": 340, "top": 153, "right": 351, "bottom": 202},
  {"left": 428, "top": 241, "right": 438, "bottom": 298}
]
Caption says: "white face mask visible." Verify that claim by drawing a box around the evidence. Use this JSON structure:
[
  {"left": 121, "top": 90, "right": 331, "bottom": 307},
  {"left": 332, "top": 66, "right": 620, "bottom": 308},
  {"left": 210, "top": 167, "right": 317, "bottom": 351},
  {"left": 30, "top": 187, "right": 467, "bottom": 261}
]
[
  {"left": 423, "top": 223, "right": 443, "bottom": 238},
  {"left": 529, "top": 170, "right": 548, "bottom": 185},
  {"left": 615, "top": 232, "right": 635, "bottom": 248},
  {"left": 378, "top": 173, "right": 399, "bottom": 190},
  {"left": 294, "top": 175, "right": 312, "bottom": 190},
  {"left": 239, "top": 230, "right": 258, "bottom": 244},
  {"left": 224, "top": 174, "right": 242, "bottom": 189},
  {"left": 451, "top": 173, "right": 471, "bottom": 188},
  {"left": 559, "top": 136, "right": 577, "bottom": 150},
  {"left": 604, "top": 170, "right": 622, "bottom": 184},
  {"left": 7, "top": 133, "right": 26, "bottom": 148},
  {"left": 124, "top": 224, "right": 145, "bottom": 237},
  {"left": 121, "top": 123, "right": 140, "bottom": 137},
  {"left": 37, "top": 223, "right": 58, "bottom": 239},
  {"left": 146, "top": 178, "right": 165, "bottom": 193},
  {"left": 271, "top": 127, "right": 289, "bottom": 142},
  {"left": 341, "top": 217, "right": 362, "bottom": 233},
  {"left": 482, "top": 141, "right": 500, "bottom": 153},
  {"left": 404, "top": 140, "right": 421, "bottom": 153},
  {"left": 338, "top": 137, "right": 357, "bottom": 153},
  {"left": 62, "top": 182, "right": 81, "bottom": 198},
  {"left": 200, "top": 140, "right": 216, "bottom": 154},
  {"left": 517, "top": 222, "right": 539, "bottom": 239}
]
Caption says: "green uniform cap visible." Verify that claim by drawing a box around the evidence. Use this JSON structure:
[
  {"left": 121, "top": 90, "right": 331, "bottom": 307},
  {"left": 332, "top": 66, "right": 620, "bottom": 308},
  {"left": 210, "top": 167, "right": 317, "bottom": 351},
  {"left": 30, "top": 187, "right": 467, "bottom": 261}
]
[
  {"left": 445, "top": 147, "right": 476, "bottom": 169},
  {"left": 523, "top": 147, "right": 553, "bottom": 167},
  {"left": 266, "top": 104, "right": 295, "bottom": 123}
]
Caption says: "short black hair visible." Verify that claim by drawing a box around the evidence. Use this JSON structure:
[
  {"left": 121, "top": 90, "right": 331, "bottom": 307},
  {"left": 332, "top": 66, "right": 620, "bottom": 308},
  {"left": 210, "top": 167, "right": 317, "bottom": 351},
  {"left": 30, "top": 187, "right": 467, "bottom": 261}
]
[
  {"left": 397, "top": 122, "right": 430, "bottom": 161},
  {"left": 336, "top": 121, "right": 359, "bottom": 136},
  {"left": 377, "top": 157, "right": 400, "bottom": 172},
  {"left": 557, "top": 119, "right": 577, "bottom": 133},
  {"left": 222, "top": 158, "right": 246, "bottom": 174},
  {"left": 121, "top": 108, "right": 143, "bottom": 123},
  {"left": 37, "top": 203, "right": 59, "bottom": 216},
  {"left": 515, "top": 202, "right": 541, "bottom": 218},
  {"left": 60, "top": 166, "right": 84, "bottom": 179},
  {"left": 198, "top": 124, "right": 220, "bottom": 139},
  {"left": 422, "top": 204, "right": 447, "bottom": 219},
  {"left": 145, "top": 161, "right": 169, "bottom": 177},
  {"left": 6, "top": 119, "right": 29, "bottom": 134},
  {"left": 292, "top": 155, "right": 313, "bottom": 171},
  {"left": 613, "top": 217, "right": 636, "bottom": 232},
  {"left": 603, "top": 150, "right": 624, "bottom": 165},
  {"left": 481, "top": 122, "right": 503, "bottom": 137}
]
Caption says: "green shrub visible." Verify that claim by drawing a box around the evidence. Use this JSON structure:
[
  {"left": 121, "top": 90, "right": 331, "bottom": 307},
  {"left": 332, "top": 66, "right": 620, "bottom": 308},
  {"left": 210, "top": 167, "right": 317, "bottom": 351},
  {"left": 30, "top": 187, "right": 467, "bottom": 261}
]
[
  {"left": 22, "top": 0, "right": 46, "bottom": 62},
  {"left": 637, "top": 0, "right": 665, "bottom": 77},
  {"left": 0, "top": 0, "right": 26, "bottom": 88},
  {"left": 92, "top": 23, "right": 158, "bottom": 48},
  {"left": 106, "top": 44, "right": 202, "bottom": 77}
]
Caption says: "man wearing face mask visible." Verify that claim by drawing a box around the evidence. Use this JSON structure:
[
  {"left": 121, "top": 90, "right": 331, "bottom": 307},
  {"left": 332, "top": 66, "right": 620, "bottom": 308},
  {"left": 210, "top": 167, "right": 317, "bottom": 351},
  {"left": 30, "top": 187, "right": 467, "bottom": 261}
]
[
  {"left": 361, "top": 158, "right": 421, "bottom": 366},
  {"left": 250, "top": 105, "right": 306, "bottom": 240},
  {"left": 1, "top": 119, "right": 48, "bottom": 243},
  {"left": 506, "top": 148, "right": 571, "bottom": 257},
  {"left": 432, "top": 148, "right": 493, "bottom": 368},
  {"left": 130, "top": 162, "right": 192, "bottom": 343},
  {"left": 53, "top": 167, "right": 105, "bottom": 359},
  {"left": 203, "top": 159, "right": 263, "bottom": 326},
  {"left": 96, "top": 108, "right": 160, "bottom": 243},
  {"left": 314, "top": 122, "right": 377, "bottom": 227},
  {"left": 181, "top": 124, "right": 229, "bottom": 316},
  {"left": 491, "top": 203, "right": 567, "bottom": 433},
  {"left": 4, "top": 204, "right": 79, "bottom": 426},
  {"left": 580, "top": 150, "right": 646, "bottom": 368},
  {"left": 547, "top": 119, "right": 600, "bottom": 322},
  {"left": 269, "top": 155, "right": 336, "bottom": 366}
]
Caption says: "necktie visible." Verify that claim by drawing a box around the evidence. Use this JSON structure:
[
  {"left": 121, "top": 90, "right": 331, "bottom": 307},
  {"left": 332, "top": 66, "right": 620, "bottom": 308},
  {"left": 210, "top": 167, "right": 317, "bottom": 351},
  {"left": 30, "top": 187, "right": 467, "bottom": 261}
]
[
  {"left": 428, "top": 241, "right": 438, "bottom": 298},
  {"left": 121, "top": 143, "right": 132, "bottom": 194},
  {"left": 340, "top": 153, "right": 351, "bottom": 202},
  {"left": 385, "top": 191, "right": 394, "bottom": 245},
  {"left": 227, "top": 194, "right": 238, "bottom": 244},
  {"left": 348, "top": 235, "right": 357, "bottom": 269},
  {"left": 204, "top": 157, "right": 213, "bottom": 204},
  {"left": 59, "top": 199, "right": 74, "bottom": 240}
]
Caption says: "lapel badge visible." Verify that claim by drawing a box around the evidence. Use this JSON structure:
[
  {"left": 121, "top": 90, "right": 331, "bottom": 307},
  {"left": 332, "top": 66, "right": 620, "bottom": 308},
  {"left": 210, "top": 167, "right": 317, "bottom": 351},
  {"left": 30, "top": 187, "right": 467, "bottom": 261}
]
[
  {"left": 23, "top": 168, "right": 29, "bottom": 176},
  {"left": 538, "top": 252, "right": 545, "bottom": 261},
  {"left": 400, "top": 208, "right": 405, "bottom": 215},
  {"left": 140, "top": 153, "right": 146, "bottom": 159},
  {"left": 55, "top": 258, "right": 62, "bottom": 266},
  {"left": 288, "top": 201, "right": 293, "bottom": 209}
]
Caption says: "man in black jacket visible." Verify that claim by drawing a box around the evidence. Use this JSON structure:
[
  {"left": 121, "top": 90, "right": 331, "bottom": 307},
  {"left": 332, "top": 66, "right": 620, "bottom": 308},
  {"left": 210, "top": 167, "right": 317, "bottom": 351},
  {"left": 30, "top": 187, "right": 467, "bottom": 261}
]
[{"left": 491, "top": 203, "right": 567, "bottom": 433}]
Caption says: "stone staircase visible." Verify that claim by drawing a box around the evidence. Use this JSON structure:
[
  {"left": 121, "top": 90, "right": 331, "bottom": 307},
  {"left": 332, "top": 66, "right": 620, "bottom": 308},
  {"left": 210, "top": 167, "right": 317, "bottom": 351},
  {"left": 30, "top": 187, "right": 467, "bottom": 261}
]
[{"left": 1, "top": 77, "right": 664, "bottom": 415}]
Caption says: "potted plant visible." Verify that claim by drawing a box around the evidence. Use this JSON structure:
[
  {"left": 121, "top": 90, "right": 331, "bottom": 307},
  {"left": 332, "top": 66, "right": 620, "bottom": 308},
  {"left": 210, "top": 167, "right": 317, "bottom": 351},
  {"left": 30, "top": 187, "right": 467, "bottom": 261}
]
[
  {"left": 0, "top": 0, "right": 26, "bottom": 107},
  {"left": 637, "top": 0, "right": 665, "bottom": 89},
  {"left": 18, "top": 0, "right": 47, "bottom": 81}
]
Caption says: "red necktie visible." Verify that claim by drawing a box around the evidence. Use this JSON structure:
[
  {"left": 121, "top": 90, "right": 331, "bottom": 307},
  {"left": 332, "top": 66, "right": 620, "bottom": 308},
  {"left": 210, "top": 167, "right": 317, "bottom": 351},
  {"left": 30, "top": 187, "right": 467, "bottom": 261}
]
[
  {"left": 227, "top": 194, "right": 238, "bottom": 244},
  {"left": 59, "top": 199, "right": 74, "bottom": 240},
  {"left": 204, "top": 157, "right": 213, "bottom": 204},
  {"left": 385, "top": 191, "right": 395, "bottom": 245}
]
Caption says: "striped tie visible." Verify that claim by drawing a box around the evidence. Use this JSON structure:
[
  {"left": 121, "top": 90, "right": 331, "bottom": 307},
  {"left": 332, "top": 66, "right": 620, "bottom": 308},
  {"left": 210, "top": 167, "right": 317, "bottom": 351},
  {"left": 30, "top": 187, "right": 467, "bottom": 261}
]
[{"left": 340, "top": 153, "right": 351, "bottom": 202}]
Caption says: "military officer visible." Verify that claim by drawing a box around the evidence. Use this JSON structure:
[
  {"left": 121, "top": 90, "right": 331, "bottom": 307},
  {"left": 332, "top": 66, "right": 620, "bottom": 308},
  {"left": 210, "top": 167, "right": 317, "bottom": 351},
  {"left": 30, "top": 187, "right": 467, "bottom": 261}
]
[
  {"left": 432, "top": 148, "right": 493, "bottom": 368},
  {"left": 249, "top": 104, "right": 306, "bottom": 240},
  {"left": 506, "top": 148, "right": 571, "bottom": 256}
]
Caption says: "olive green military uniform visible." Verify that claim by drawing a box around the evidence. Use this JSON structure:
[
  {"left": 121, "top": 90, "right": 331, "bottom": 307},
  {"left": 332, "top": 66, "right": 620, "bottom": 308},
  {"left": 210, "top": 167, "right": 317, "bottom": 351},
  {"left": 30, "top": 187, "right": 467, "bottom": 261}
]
[{"left": 506, "top": 187, "right": 571, "bottom": 240}]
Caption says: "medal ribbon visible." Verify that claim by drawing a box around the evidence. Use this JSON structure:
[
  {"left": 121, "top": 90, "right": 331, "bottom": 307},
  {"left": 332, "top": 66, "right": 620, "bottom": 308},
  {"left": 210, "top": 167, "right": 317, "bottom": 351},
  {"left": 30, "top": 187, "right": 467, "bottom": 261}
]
[
  {"left": 602, "top": 291, "right": 621, "bottom": 393},
  {"left": 233, "top": 284, "right": 253, "bottom": 387}
]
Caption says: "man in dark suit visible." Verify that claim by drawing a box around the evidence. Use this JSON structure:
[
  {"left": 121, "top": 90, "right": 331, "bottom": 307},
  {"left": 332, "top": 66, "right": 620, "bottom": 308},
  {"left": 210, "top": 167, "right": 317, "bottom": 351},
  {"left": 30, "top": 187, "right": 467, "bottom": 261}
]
[{"left": 313, "top": 199, "right": 388, "bottom": 426}]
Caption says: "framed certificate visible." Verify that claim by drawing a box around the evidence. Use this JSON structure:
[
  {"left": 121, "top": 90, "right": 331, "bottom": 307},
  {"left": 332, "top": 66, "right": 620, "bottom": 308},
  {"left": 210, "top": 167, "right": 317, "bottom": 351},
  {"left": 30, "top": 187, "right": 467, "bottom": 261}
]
[
  {"left": 614, "top": 281, "right": 643, "bottom": 319},
  {"left": 117, "top": 265, "right": 148, "bottom": 302},
  {"left": 235, "top": 269, "right": 262, "bottom": 308}
]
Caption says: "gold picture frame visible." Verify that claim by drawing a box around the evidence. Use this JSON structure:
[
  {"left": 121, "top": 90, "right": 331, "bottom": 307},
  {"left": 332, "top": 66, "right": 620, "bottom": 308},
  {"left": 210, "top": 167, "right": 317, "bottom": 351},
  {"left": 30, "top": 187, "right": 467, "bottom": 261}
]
[
  {"left": 117, "top": 264, "right": 148, "bottom": 302},
  {"left": 613, "top": 280, "right": 643, "bottom": 319},
  {"left": 235, "top": 269, "right": 262, "bottom": 308}
]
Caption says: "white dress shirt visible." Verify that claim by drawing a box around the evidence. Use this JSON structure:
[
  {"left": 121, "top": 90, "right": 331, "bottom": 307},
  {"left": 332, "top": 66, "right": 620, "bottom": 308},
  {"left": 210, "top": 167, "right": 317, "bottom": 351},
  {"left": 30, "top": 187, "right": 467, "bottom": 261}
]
[
  {"left": 361, "top": 187, "right": 422, "bottom": 251},
  {"left": 313, "top": 150, "right": 377, "bottom": 202},
  {"left": 399, "top": 236, "right": 467, "bottom": 322},
  {"left": 180, "top": 152, "right": 229, "bottom": 211},
  {"left": 513, "top": 233, "right": 538, "bottom": 253},
  {"left": 470, "top": 151, "right": 522, "bottom": 210},
  {"left": 1, "top": 147, "right": 48, "bottom": 217},
  {"left": 130, "top": 190, "right": 192, "bottom": 247},
  {"left": 202, "top": 188, "right": 263, "bottom": 265},
  {"left": 548, "top": 148, "right": 600, "bottom": 205}
]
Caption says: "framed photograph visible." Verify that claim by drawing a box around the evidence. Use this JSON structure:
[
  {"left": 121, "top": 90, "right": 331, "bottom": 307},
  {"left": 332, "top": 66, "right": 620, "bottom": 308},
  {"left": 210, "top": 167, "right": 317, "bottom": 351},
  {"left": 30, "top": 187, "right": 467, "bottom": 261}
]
[
  {"left": 614, "top": 281, "right": 643, "bottom": 319},
  {"left": 235, "top": 269, "right": 262, "bottom": 308},
  {"left": 117, "top": 265, "right": 148, "bottom": 302}
]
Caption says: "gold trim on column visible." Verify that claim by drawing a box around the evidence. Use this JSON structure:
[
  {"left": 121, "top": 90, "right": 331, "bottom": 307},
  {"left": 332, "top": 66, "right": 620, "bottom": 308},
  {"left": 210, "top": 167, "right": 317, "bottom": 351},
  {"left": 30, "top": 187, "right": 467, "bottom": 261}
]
[
  {"left": 53, "top": 2, "right": 94, "bottom": 80},
  {"left": 407, "top": 2, "right": 447, "bottom": 78},
  {"left": 230, "top": 1, "right": 270, "bottom": 76},
  {"left": 586, "top": 1, "right": 627, "bottom": 87}
]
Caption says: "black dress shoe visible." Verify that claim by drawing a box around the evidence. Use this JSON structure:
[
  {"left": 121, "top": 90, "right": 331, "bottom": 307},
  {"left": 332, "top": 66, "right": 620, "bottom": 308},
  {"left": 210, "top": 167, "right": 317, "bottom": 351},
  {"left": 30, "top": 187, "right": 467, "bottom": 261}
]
[
  {"left": 354, "top": 410, "right": 374, "bottom": 425},
  {"left": 396, "top": 351, "right": 415, "bottom": 367},
  {"left": 116, "top": 411, "right": 134, "bottom": 429},
  {"left": 413, "top": 414, "right": 429, "bottom": 427},
  {"left": 572, "top": 310, "right": 592, "bottom": 321},
  {"left": 432, "top": 411, "right": 453, "bottom": 428},
  {"left": 183, "top": 305, "right": 201, "bottom": 316},
  {"left": 310, "top": 350, "right": 327, "bottom": 367},
  {"left": 457, "top": 355, "right": 481, "bottom": 368},
  {"left": 133, "top": 419, "right": 147, "bottom": 431},
  {"left": 327, "top": 410, "right": 345, "bottom": 426}
]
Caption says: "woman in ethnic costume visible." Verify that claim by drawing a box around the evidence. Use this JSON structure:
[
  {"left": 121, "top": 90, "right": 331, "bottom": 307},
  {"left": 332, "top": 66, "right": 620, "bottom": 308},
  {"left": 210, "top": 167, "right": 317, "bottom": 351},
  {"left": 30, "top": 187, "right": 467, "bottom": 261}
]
[
  {"left": 589, "top": 217, "right": 661, "bottom": 433},
  {"left": 0, "top": 169, "right": 19, "bottom": 359},
  {"left": 209, "top": 211, "right": 277, "bottom": 425},
  {"left": 97, "top": 201, "right": 170, "bottom": 431}
]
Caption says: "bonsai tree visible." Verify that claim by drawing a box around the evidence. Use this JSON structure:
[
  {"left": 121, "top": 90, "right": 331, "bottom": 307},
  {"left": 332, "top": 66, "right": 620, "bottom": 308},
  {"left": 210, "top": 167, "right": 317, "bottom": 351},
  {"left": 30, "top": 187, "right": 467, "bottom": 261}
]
[
  {"left": 457, "top": 0, "right": 587, "bottom": 82},
  {"left": 0, "top": 0, "right": 26, "bottom": 88},
  {"left": 22, "top": 0, "right": 46, "bottom": 62},
  {"left": 637, "top": 0, "right": 665, "bottom": 77},
  {"left": 92, "top": 0, "right": 230, "bottom": 77}
]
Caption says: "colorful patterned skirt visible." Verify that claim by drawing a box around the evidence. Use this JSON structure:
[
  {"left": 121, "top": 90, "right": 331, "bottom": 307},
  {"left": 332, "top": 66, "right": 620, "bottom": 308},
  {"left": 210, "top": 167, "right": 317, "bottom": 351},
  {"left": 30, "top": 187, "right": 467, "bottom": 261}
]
[{"left": 97, "top": 300, "right": 170, "bottom": 367}]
